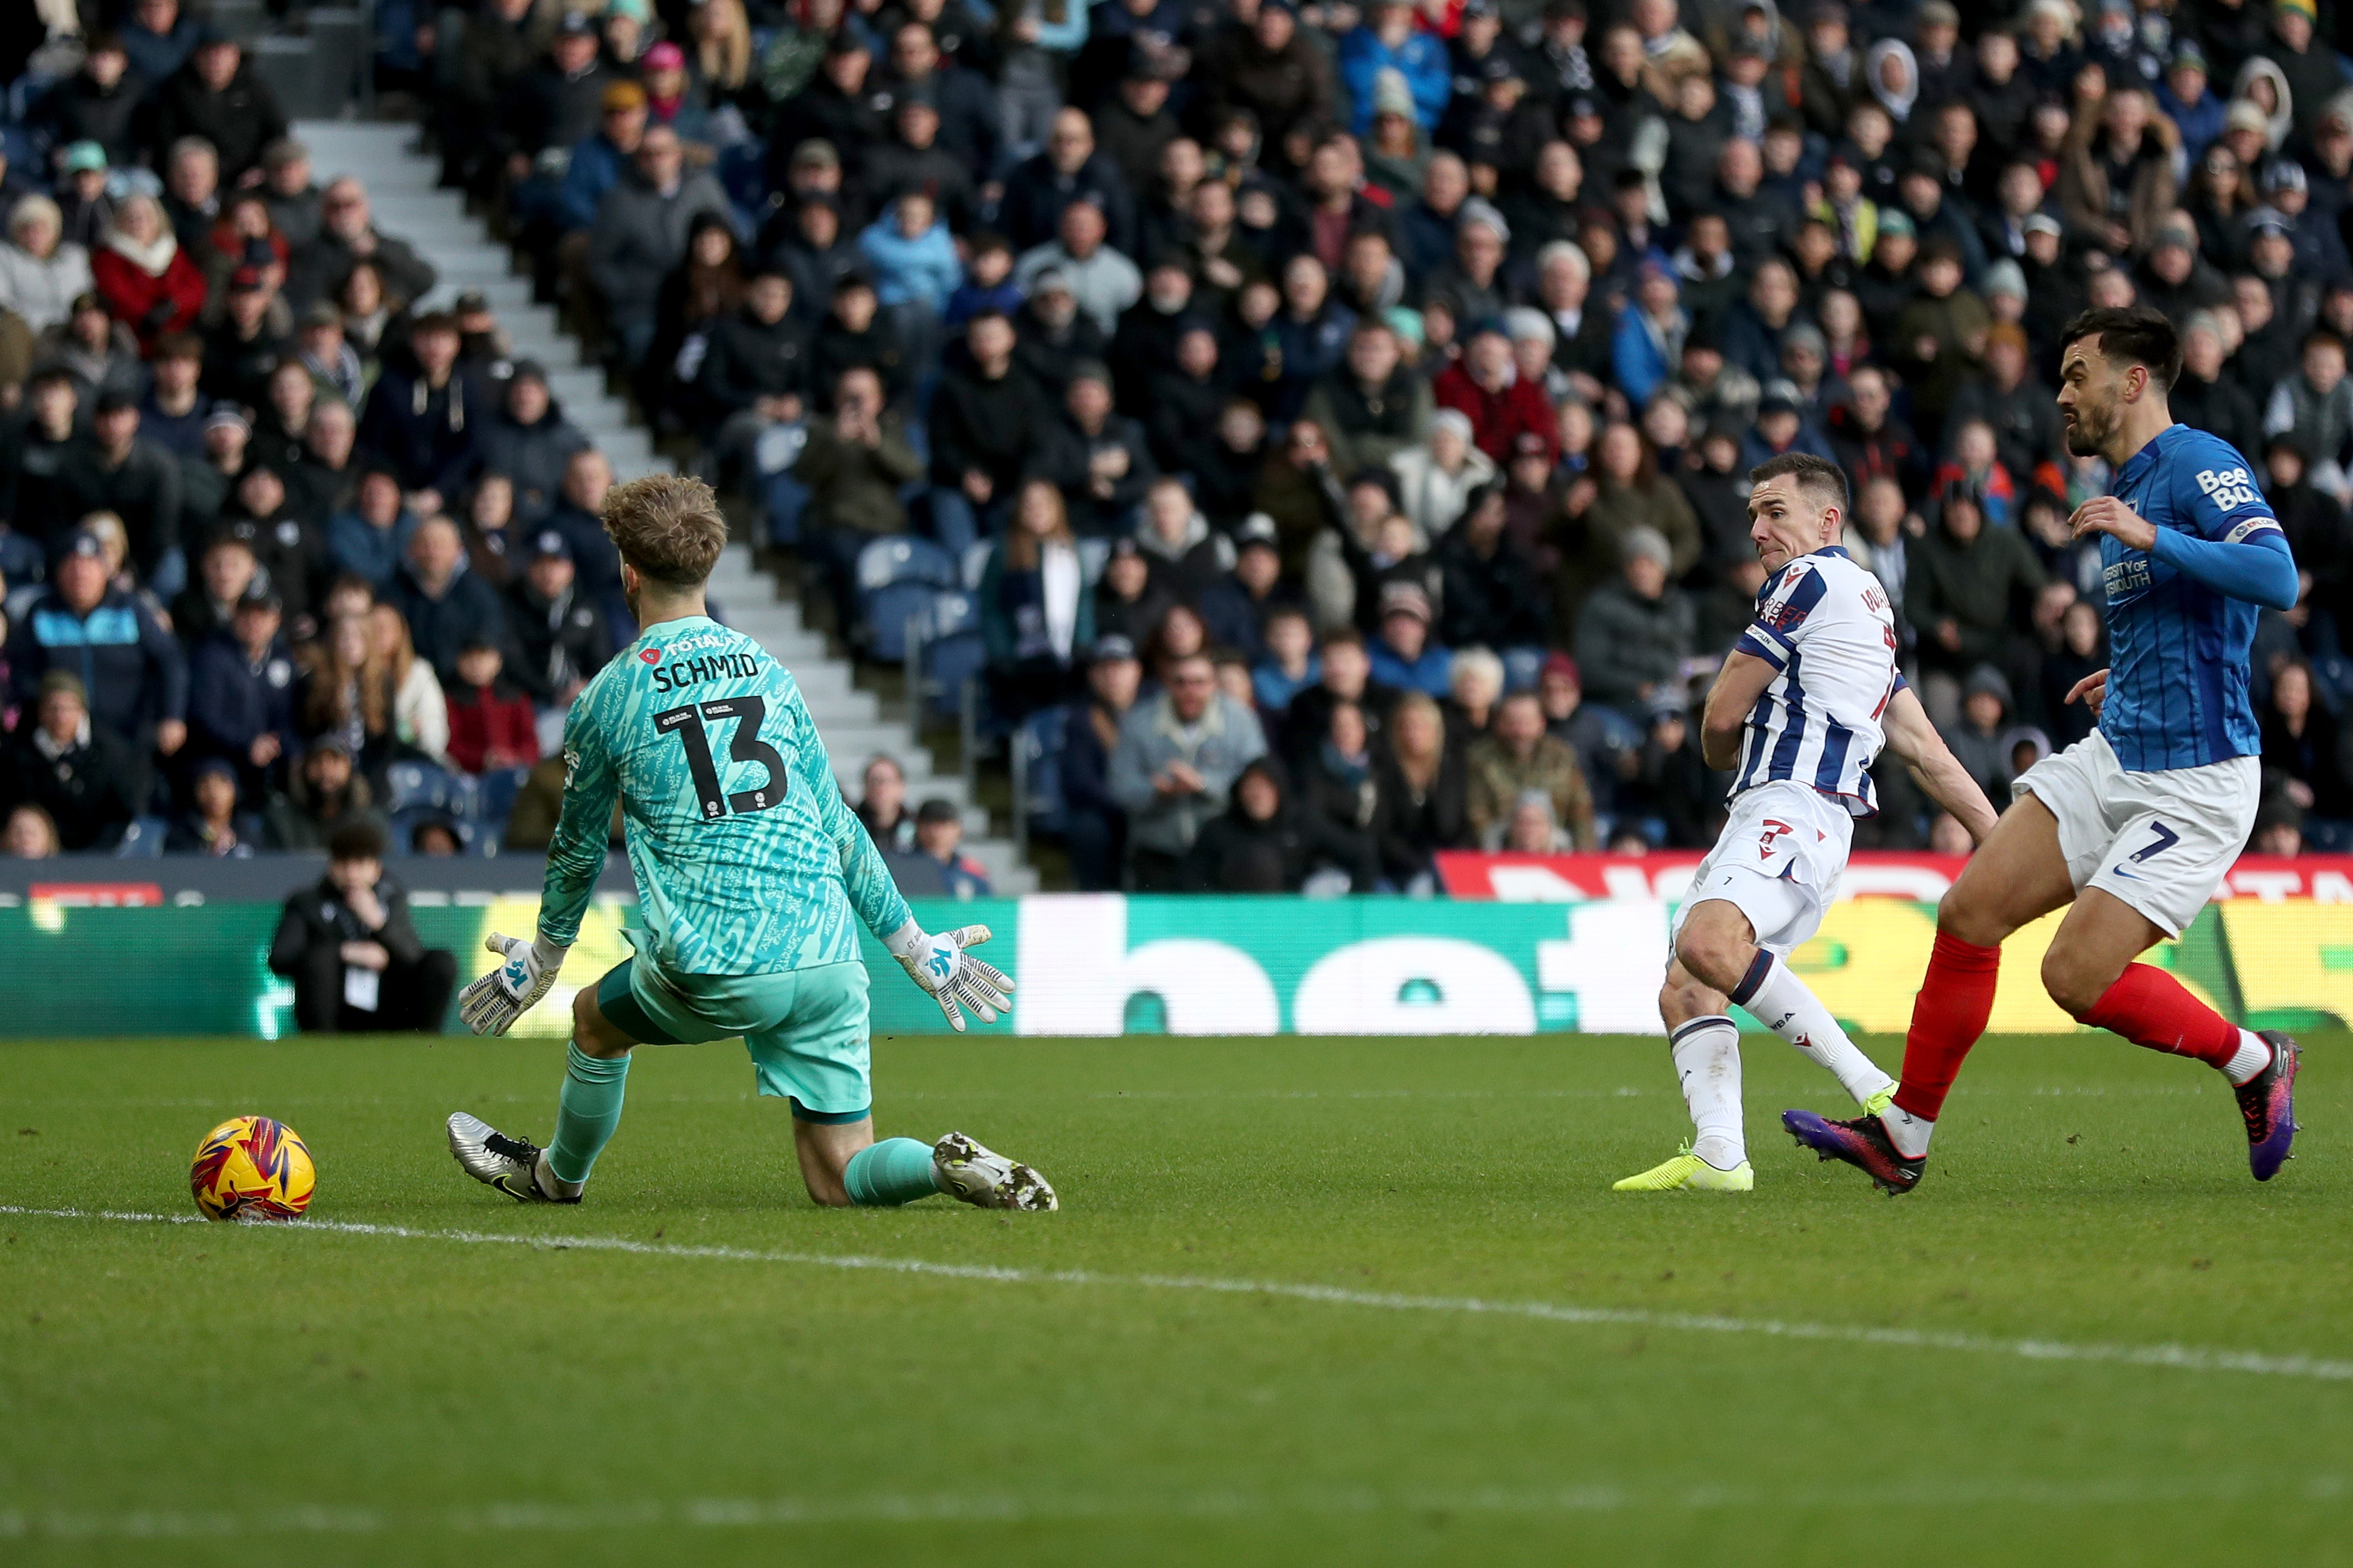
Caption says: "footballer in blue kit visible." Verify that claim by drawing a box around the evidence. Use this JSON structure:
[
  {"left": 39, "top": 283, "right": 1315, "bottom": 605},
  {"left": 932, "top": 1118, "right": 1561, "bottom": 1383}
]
[{"left": 1788, "top": 306, "right": 2304, "bottom": 1194}]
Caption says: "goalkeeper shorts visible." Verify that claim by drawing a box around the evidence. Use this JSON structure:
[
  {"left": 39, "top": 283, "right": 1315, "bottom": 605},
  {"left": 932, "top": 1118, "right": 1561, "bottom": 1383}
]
[{"left": 595, "top": 956, "right": 873, "bottom": 1122}]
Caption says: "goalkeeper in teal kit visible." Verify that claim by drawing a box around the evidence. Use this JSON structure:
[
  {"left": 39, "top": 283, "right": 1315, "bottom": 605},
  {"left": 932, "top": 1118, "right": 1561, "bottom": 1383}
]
[{"left": 444, "top": 473, "right": 1055, "bottom": 1212}]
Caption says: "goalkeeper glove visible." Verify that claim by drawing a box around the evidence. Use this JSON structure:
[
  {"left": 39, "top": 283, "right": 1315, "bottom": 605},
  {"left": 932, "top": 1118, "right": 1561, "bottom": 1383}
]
[
  {"left": 458, "top": 930, "right": 569, "bottom": 1035},
  {"left": 884, "top": 919, "right": 1014, "bottom": 1033}
]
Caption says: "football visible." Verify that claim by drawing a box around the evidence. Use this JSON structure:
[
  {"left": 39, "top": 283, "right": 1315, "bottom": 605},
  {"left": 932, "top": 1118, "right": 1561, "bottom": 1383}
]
[{"left": 189, "top": 1116, "right": 317, "bottom": 1222}]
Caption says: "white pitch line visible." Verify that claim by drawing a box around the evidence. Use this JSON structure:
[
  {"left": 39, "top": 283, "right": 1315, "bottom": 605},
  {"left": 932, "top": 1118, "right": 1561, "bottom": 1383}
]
[
  {"left": 6, "top": 1204, "right": 2350, "bottom": 1384},
  {"left": 1, "top": 1475, "right": 2345, "bottom": 1541}
]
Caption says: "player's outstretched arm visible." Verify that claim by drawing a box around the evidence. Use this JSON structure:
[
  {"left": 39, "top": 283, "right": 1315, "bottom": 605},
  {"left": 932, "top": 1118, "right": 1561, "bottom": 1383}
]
[
  {"left": 1699, "top": 651, "right": 1777, "bottom": 771},
  {"left": 1881, "top": 685, "right": 2000, "bottom": 845},
  {"left": 2070, "top": 495, "right": 2299, "bottom": 610}
]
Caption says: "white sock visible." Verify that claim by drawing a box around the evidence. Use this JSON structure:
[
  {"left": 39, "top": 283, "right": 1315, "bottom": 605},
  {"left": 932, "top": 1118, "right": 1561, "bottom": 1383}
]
[
  {"left": 1881, "top": 1103, "right": 1932, "bottom": 1158},
  {"left": 1671, "top": 1016, "right": 1745, "bottom": 1170},
  {"left": 2223, "top": 1030, "right": 2272, "bottom": 1087},
  {"left": 1737, "top": 951, "right": 1895, "bottom": 1108}
]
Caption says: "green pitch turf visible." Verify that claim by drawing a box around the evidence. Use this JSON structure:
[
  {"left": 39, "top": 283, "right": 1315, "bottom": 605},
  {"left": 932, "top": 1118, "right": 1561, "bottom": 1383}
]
[{"left": 2, "top": 1031, "right": 2347, "bottom": 1567}]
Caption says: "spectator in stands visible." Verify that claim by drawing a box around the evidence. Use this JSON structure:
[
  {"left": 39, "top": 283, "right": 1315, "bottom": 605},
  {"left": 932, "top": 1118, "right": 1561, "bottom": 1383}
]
[
  {"left": 791, "top": 365, "right": 924, "bottom": 636},
  {"left": 927, "top": 309, "right": 1044, "bottom": 552},
  {"left": 144, "top": 28, "right": 287, "bottom": 184},
  {"left": 4, "top": 528, "right": 186, "bottom": 780},
  {"left": 856, "top": 753, "right": 915, "bottom": 851},
  {"left": 289, "top": 393, "right": 359, "bottom": 522},
  {"left": 32, "top": 35, "right": 144, "bottom": 171},
  {"left": 2, "top": 369, "right": 82, "bottom": 538},
  {"left": 1032, "top": 359, "right": 1157, "bottom": 535},
  {"left": 388, "top": 517, "right": 508, "bottom": 685},
  {"left": 0, "top": 671, "right": 143, "bottom": 851},
  {"left": 1, "top": 804, "right": 60, "bottom": 859},
  {"left": 220, "top": 463, "right": 327, "bottom": 633},
  {"left": 2264, "top": 331, "right": 2353, "bottom": 502},
  {"left": 699, "top": 268, "right": 807, "bottom": 484},
  {"left": 912, "top": 797, "right": 993, "bottom": 898},
  {"left": 1437, "top": 481, "right": 1548, "bottom": 656},
  {"left": 1632, "top": 690, "right": 1721, "bottom": 847},
  {"left": 477, "top": 362, "right": 589, "bottom": 527},
  {"left": 44, "top": 289, "right": 143, "bottom": 411},
  {"left": 505, "top": 528, "right": 611, "bottom": 708},
  {"left": 265, "top": 732, "right": 388, "bottom": 850},
  {"left": 90, "top": 195, "right": 204, "bottom": 354},
  {"left": 1182, "top": 755, "right": 1375, "bottom": 891},
  {"left": 201, "top": 264, "right": 288, "bottom": 415},
  {"left": 1013, "top": 199, "right": 1142, "bottom": 336},
  {"left": 1370, "top": 687, "right": 1469, "bottom": 888},
  {"left": 1389, "top": 407, "right": 1497, "bottom": 541},
  {"left": 267, "top": 820, "right": 455, "bottom": 1033},
  {"left": 1301, "top": 318, "right": 1435, "bottom": 478},
  {"left": 258, "top": 139, "right": 324, "bottom": 253},
  {"left": 1294, "top": 697, "right": 1385, "bottom": 878},
  {"left": 1467, "top": 688, "right": 1596, "bottom": 849},
  {"left": 368, "top": 605, "right": 452, "bottom": 769},
  {"left": 138, "top": 333, "right": 207, "bottom": 462},
  {"left": 186, "top": 586, "right": 297, "bottom": 804},
  {"left": 587, "top": 124, "right": 733, "bottom": 367},
  {"left": 1110, "top": 648, "right": 1269, "bottom": 890},
  {"left": 2260, "top": 656, "right": 2353, "bottom": 827},
  {"left": 810, "top": 272, "right": 909, "bottom": 402},
  {"left": 1941, "top": 664, "right": 2017, "bottom": 803},
  {"left": 1575, "top": 527, "right": 1696, "bottom": 717},
  {"left": 1906, "top": 480, "right": 2047, "bottom": 706},
  {"left": 358, "top": 313, "right": 479, "bottom": 518},
  {"left": 331, "top": 260, "right": 408, "bottom": 383},
  {"left": 170, "top": 529, "right": 257, "bottom": 651},
  {"left": 1060, "top": 635, "right": 1141, "bottom": 890},
  {"left": 56, "top": 391, "right": 183, "bottom": 589},
  {"left": 0, "top": 197, "right": 93, "bottom": 335},
  {"left": 1367, "top": 579, "right": 1452, "bottom": 697},
  {"left": 981, "top": 479, "right": 1095, "bottom": 722},
  {"left": 1002, "top": 108, "right": 1138, "bottom": 260},
  {"left": 553, "top": 82, "right": 651, "bottom": 243},
  {"left": 165, "top": 756, "right": 257, "bottom": 856},
  {"left": 444, "top": 637, "right": 540, "bottom": 775}
]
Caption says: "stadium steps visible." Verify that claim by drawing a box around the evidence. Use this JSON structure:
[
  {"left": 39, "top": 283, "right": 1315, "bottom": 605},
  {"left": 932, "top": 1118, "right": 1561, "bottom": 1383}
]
[{"left": 291, "top": 122, "right": 1034, "bottom": 893}]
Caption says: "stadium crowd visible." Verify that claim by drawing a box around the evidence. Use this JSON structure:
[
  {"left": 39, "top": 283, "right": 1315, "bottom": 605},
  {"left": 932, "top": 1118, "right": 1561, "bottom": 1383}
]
[{"left": 1, "top": 0, "right": 2351, "bottom": 892}]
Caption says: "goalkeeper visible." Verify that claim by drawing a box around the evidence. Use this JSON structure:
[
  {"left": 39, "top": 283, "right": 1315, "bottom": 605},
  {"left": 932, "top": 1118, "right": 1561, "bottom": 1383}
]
[{"left": 445, "top": 473, "right": 1054, "bottom": 1212}]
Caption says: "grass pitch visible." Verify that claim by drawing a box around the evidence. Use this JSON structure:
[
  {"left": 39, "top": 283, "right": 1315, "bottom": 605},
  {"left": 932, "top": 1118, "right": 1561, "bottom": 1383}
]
[{"left": 3, "top": 1030, "right": 2348, "bottom": 1566}]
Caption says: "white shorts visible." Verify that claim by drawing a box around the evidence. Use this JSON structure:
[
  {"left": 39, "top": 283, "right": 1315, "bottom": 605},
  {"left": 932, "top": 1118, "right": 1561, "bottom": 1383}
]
[
  {"left": 2011, "top": 729, "right": 2259, "bottom": 937},
  {"left": 1672, "top": 780, "right": 1857, "bottom": 956}
]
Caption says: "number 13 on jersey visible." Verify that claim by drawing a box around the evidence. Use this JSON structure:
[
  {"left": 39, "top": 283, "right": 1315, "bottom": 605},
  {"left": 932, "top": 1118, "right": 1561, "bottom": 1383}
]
[{"left": 655, "top": 697, "right": 789, "bottom": 820}]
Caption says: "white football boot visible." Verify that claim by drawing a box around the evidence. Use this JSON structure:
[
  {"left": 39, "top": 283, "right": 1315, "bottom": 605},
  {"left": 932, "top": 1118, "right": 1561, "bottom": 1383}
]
[
  {"left": 446, "top": 1112, "right": 584, "bottom": 1204},
  {"left": 932, "top": 1131, "right": 1058, "bottom": 1211}
]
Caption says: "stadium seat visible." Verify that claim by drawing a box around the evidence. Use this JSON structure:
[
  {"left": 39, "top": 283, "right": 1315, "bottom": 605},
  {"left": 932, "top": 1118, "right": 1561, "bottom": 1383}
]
[
  {"left": 383, "top": 762, "right": 479, "bottom": 824},
  {"left": 1016, "top": 707, "right": 1069, "bottom": 839},
  {"left": 856, "top": 535, "right": 958, "bottom": 593},
  {"left": 960, "top": 540, "right": 993, "bottom": 590},
  {"left": 863, "top": 580, "right": 941, "bottom": 664},
  {"left": 929, "top": 588, "right": 979, "bottom": 639},
  {"left": 921, "top": 629, "right": 990, "bottom": 721},
  {"left": 114, "top": 816, "right": 168, "bottom": 857}
]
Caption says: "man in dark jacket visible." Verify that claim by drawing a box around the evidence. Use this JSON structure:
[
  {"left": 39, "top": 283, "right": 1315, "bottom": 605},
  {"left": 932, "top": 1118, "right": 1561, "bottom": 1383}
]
[
  {"left": 1027, "top": 361, "right": 1157, "bottom": 535},
  {"left": 701, "top": 270, "right": 812, "bottom": 480},
  {"left": 185, "top": 587, "right": 299, "bottom": 804},
  {"left": 357, "top": 314, "right": 482, "bottom": 516},
  {"left": 1904, "top": 480, "right": 2047, "bottom": 692},
  {"left": 928, "top": 310, "right": 1047, "bottom": 550},
  {"left": 476, "top": 363, "right": 589, "bottom": 526},
  {"left": 1058, "top": 635, "right": 1141, "bottom": 891},
  {"left": 140, "top": 31, "right": 287, "bottom": 182},
  {"left": 266, "top": 820, "right": 456, "bottom": 1033},
  {"left": 28, "top": 33, "right": 147, "bottom": 168},
  {"left": 386, "top": 516, "right": 511, "bottom": 683},
  {"left": 791, "top": 366, "right": 926, "bottom": 636},
  {"left": 55, "top": 393, "right": 180, "bottom": 580},
  {"left": 587, "top": 125, "right": 733, "bottom": 367},
  {"left": 288, "top": 178, "right": 439, "bottom": 313},
  {"left": 999, "top": 107, "right": 1139, "bottom": 258},
  {"left": 4, "top": 530, "right": 188, "bottom": 771},
  {"left": 1572, "top": 527, "right": 1697, "bottom": 718},
  {"left": 1437, "top": 485, "right": 1548, "bottom": 652},
  {"left": 0, "top": 671, "right": 144, "bottom": 851},
  {"left": 503, "top": 528, "right": 612, "bottom": 707}
]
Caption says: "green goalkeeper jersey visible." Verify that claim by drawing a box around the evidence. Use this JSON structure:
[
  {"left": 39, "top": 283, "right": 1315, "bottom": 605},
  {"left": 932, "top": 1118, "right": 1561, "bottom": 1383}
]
[{"left": 539, "top": 614, "right": 912, "bottom": 975}]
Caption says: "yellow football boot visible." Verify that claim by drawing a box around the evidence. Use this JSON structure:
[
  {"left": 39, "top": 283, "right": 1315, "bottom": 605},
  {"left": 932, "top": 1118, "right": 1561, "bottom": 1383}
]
[{"left": 1613, "top": 1144, "right": 1755, "bottom": 1192}]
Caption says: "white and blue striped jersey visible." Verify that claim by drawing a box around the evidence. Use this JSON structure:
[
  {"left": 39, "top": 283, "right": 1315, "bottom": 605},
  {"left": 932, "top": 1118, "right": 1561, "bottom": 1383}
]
[
  {"left": 1729, "top": 546, "right": 1901, "bottom": 815},
  {"left": 2099, "top": 423, "right": 2282, "bottom": 771}
]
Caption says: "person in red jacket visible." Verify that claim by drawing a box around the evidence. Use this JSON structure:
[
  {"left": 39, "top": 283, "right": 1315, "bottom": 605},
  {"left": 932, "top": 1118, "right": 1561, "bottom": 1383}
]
[
  {"left": 1432, "top": 320, "right": 1556, "bottom": 465},
  {"left": 443, "top": 637, "right": 541, "bottom": 775},
  {"left": 89, "top": 192, "right": 207, "bottom": 352}
]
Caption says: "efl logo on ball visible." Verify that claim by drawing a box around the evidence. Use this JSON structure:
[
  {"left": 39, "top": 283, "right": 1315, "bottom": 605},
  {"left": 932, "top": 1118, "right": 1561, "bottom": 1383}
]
[{"left": 190, "top": 1115, "right": 316, "bottom": 1222}]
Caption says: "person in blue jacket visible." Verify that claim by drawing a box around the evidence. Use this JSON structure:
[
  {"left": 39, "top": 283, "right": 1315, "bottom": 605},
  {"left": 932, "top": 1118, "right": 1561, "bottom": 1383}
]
[{"left": 1339, "top": 0, "right": 1451, "bottom": 134}]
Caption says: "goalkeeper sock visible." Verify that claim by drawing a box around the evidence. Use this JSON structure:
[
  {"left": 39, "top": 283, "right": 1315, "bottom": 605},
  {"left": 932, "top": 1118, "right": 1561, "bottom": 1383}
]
[
  {"left": 546, "top": 1044, "right": 630, "bottom": 1187},
  {"left": 844, "top": 1137, "right": 944, "bottom": 1207},
  {"left": 1670, "top": 1016, "right": 1744, "bottom": 1171},
  {"left": 1731, "top": 951, "right": 1893, "bottom": 1109}
]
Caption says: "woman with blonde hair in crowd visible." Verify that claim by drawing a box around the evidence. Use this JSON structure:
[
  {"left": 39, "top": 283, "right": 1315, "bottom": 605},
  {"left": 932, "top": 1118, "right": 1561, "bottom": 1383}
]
[
  {"left": 1373, "top": 688, "right": 1469, "bottom": 890},
  {"left": 979, "top": 477, "right": 1095, "bottom": 721},
  {"left": 691, "top": 0, "right": 754, "bottom": 98},
  {"left": 298, "top": 611, "right": 390, "bottom": 773},
  {"left": 366, "top": 603, "right": 452, "bottom": 767}
]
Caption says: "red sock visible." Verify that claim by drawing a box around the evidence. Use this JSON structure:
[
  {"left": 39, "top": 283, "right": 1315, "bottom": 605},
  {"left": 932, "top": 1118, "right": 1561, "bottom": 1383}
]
[
  {"left": 2081, "top": 963, "right": 2239, "bottom": 1069},
  {"left": 1891, "top": 932, "right": 2003, "bottom": 1123}
]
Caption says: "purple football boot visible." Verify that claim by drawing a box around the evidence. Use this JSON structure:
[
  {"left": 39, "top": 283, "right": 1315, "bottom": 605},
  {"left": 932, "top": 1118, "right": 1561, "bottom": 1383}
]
[
  {"left": 1782, "top": 1108, "right": 1927, "bottom": 1195},
  {"left": 2236, "top": 1031, "right": 2300, "bottom": 1182}
]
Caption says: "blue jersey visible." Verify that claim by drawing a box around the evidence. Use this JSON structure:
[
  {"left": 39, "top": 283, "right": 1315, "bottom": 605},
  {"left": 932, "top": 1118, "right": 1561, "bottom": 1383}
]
[{"left": 2098, "top": 424, "right": 2284, "bottom": 771}]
